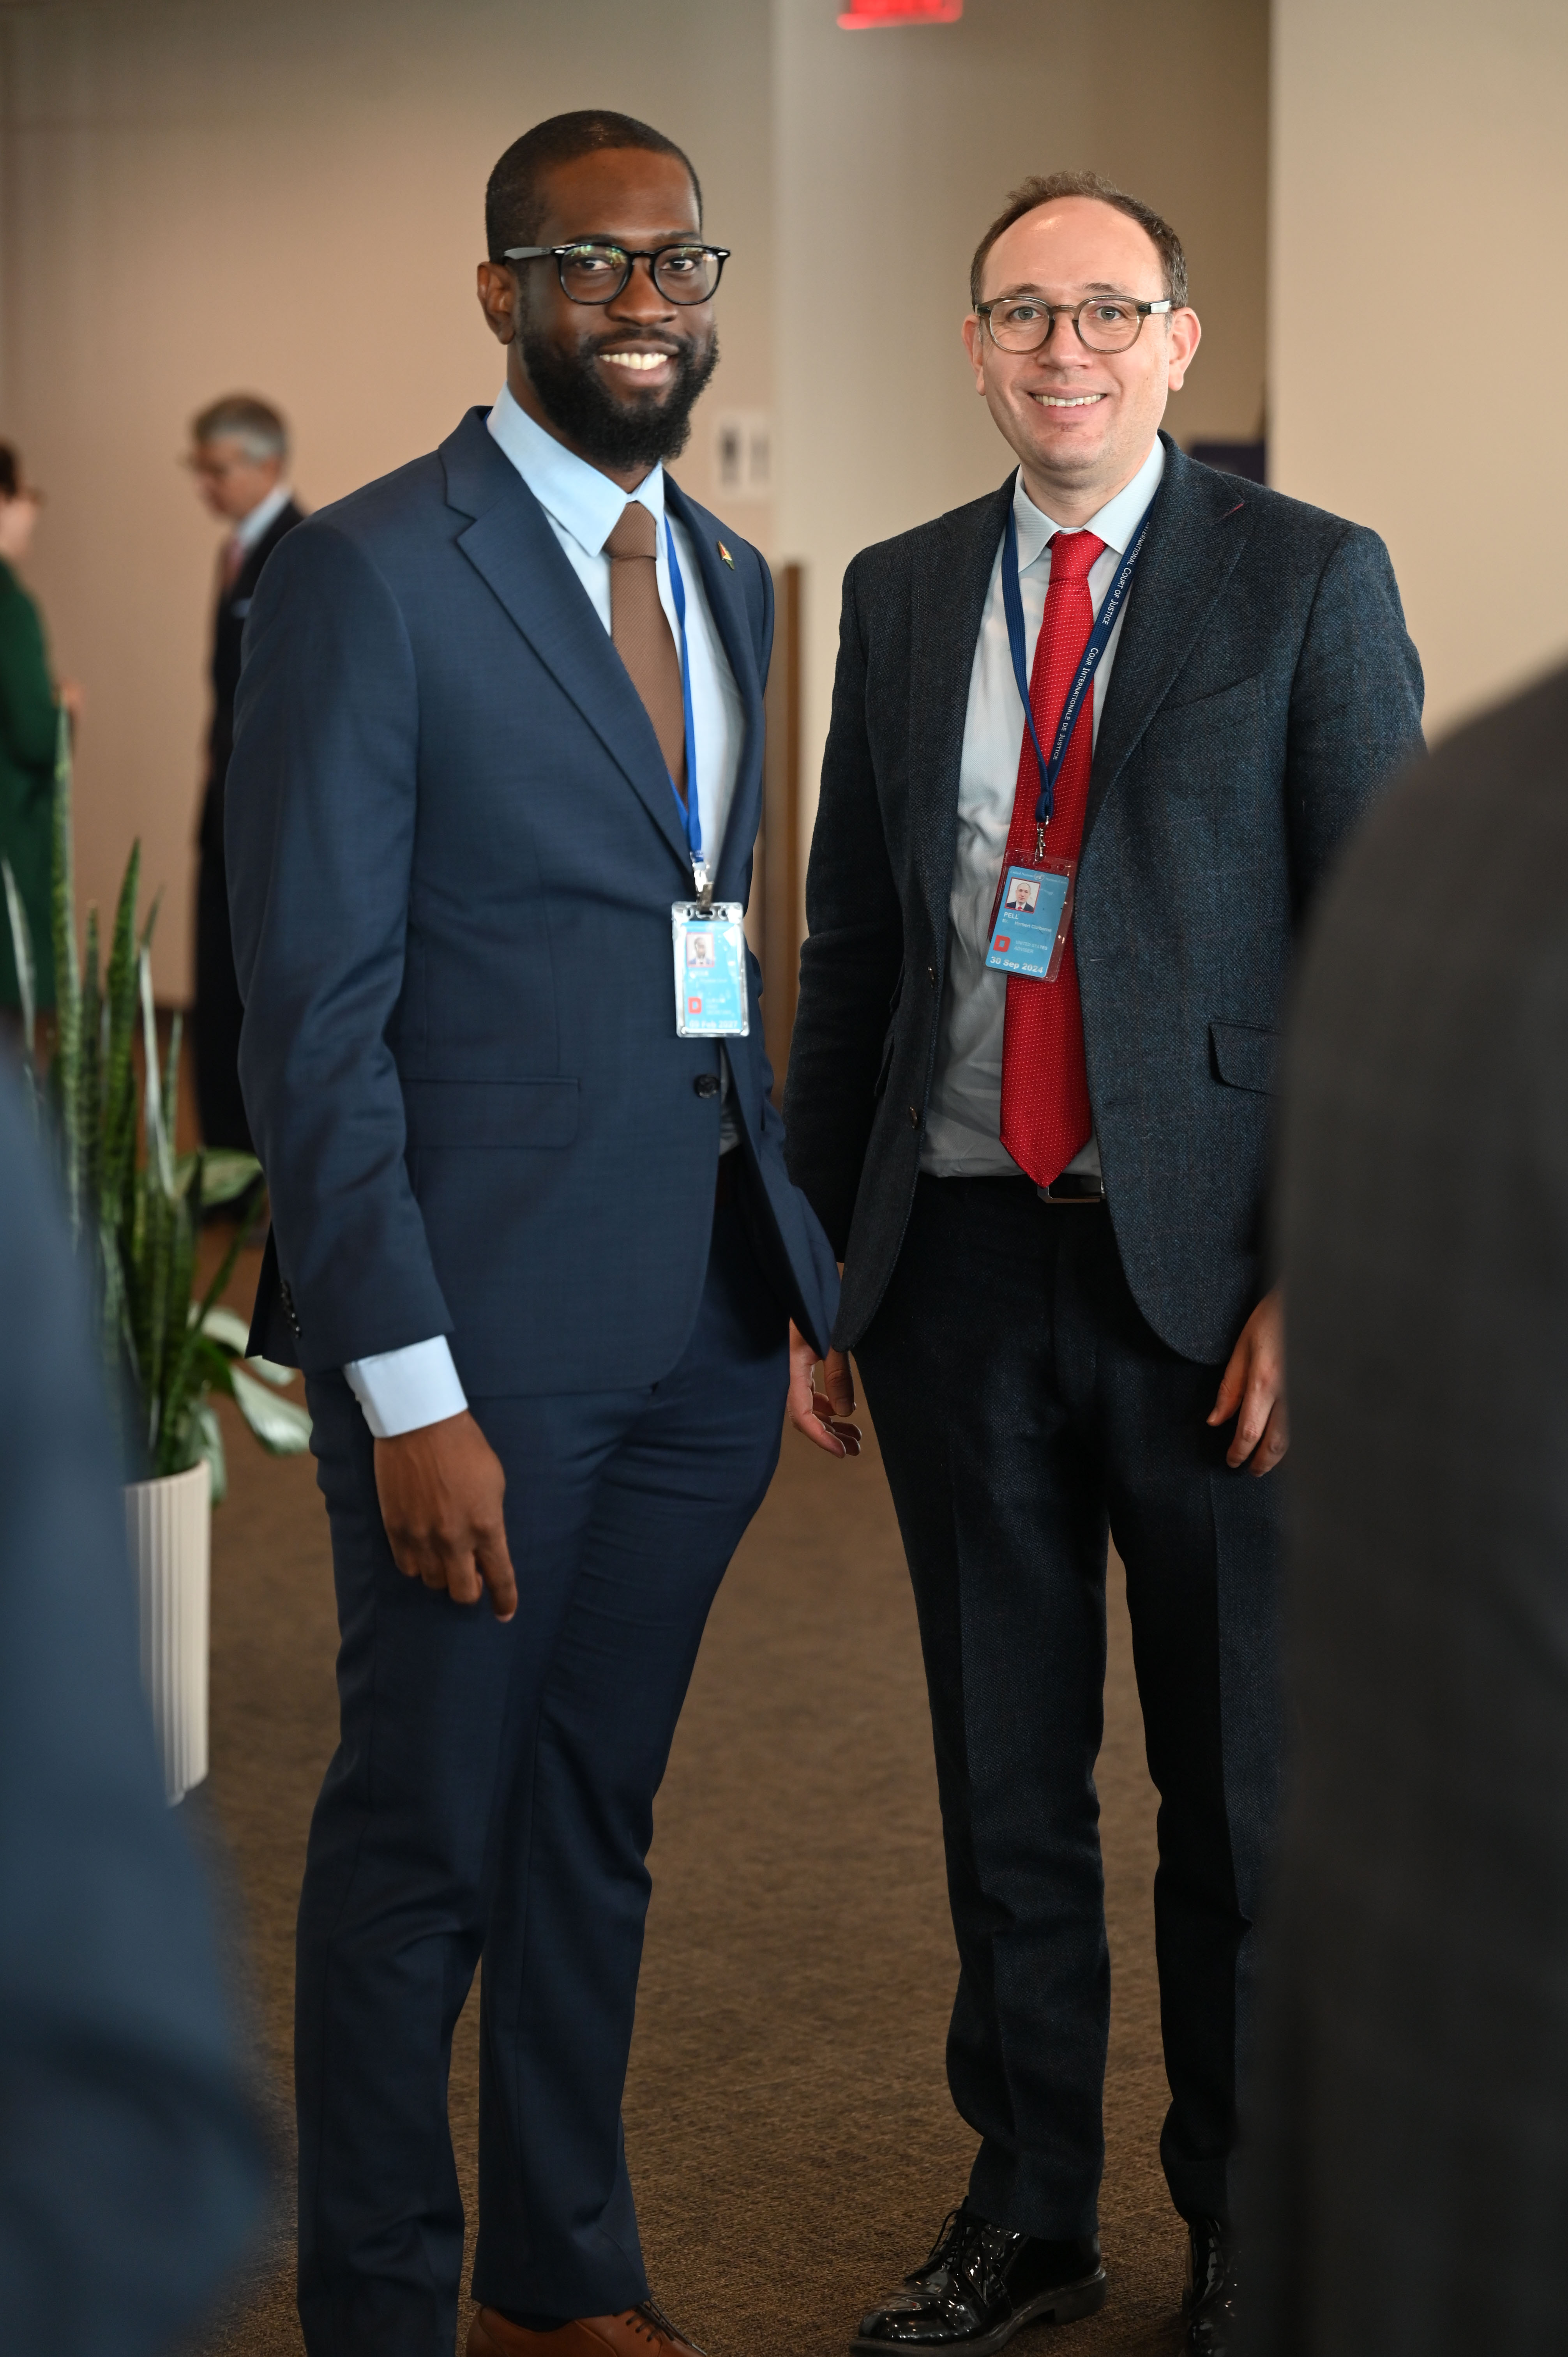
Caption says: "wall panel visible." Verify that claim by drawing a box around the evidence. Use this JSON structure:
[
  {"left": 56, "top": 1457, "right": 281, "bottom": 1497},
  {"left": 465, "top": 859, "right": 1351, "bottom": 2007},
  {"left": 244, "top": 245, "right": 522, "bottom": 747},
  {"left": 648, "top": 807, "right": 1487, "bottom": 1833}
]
[{"left": 1272, "top": 0, "right": 1568, "bottom": 733}]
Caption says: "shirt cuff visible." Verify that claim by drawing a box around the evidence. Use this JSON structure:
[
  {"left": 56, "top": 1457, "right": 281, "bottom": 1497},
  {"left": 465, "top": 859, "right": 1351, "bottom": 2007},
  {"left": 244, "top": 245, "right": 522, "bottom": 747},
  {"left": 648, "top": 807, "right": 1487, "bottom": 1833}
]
[{"left": 343, "top": 1335, "right": 468, "bottom": 1439}]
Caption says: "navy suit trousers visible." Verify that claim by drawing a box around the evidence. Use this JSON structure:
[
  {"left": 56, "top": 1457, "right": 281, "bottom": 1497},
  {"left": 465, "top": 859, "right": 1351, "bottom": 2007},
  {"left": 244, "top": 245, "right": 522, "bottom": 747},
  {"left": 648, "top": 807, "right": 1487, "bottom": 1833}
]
[
  {"left": 296, "top": 1195, "right": 788, "bottom": 2357},
  {"left": 854, "top": 1179, "right": 1280, "bottom": 2235}
]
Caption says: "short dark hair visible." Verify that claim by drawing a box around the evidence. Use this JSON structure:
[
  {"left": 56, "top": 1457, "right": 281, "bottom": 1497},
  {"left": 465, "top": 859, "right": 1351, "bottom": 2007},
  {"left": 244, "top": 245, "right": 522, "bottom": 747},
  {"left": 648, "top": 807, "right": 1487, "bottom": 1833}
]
[
  {"left": 191, "top": 394, "right": 288, "bottom": 462},
  {"left": 970, "top": 170, "right": 1188, "bottom": 311},
  {"left": 0, "top": 445, "right": 18, "bottom": 501},
  {"left": 486, "top": 111, "right": 702, "bottom": 264}
]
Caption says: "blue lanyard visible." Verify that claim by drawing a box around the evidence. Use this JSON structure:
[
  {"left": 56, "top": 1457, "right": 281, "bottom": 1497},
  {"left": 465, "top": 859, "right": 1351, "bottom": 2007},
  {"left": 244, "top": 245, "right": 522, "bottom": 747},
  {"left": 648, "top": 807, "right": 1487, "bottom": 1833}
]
[
  {"left": 1002, "top": 501, "right": 1153, "bottom": 839},
  {"left": 661, "top": 516, "right": 707, "bottom": 898}
]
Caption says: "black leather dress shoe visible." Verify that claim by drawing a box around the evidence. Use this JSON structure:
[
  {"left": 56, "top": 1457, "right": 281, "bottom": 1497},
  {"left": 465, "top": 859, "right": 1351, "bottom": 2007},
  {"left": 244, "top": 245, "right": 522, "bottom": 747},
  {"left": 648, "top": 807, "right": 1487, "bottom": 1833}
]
[
  {"left": 1183, "top": 2216, "right": 1238, "bottom": 2355},
  {"left": 854, "top": 2205, "right": 1105, "bottom": 2353}
]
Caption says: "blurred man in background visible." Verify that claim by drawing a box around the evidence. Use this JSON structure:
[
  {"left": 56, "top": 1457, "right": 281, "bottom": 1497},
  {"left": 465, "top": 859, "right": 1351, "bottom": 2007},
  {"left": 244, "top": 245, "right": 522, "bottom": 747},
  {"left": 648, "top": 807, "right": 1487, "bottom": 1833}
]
[
  {"left": 1243, "top": 662, "right": 1568, "bottom": 2356},
  {"left": 0, "top": 1076, "right": 266, "bottom": 2350},
  {"left": 187, "top": 394, "right": 302, "bottom": 1151}
]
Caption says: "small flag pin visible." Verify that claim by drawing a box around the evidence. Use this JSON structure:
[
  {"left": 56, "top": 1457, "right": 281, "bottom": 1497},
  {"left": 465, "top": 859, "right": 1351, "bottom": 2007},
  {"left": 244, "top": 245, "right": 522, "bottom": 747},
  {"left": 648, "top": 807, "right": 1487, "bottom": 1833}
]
[{"left": 717, "top": 539, "right": 735, "bottom": 569}]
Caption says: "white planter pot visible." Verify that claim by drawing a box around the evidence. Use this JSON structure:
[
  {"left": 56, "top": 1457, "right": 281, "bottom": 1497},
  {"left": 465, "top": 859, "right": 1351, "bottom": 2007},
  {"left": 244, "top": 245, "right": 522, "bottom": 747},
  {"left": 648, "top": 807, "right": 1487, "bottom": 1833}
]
[{"left": 124, "top": 1458, "right": 211, "bottom": 1806}]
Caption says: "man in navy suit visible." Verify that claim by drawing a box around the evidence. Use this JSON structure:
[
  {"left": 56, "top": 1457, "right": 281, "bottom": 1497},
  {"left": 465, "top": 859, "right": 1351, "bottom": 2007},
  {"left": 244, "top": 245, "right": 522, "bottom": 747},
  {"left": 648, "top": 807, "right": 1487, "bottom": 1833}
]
[{"left": 227, "top": 111, "right": 851, "bottom": 2357}]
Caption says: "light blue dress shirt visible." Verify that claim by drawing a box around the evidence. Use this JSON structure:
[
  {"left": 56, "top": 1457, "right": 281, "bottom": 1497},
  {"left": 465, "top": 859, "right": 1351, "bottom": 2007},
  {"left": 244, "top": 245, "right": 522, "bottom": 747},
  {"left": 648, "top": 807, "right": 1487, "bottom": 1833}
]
[
  {"left": 921, "top": 436, "right": 1167, "bottom": 1181},
  {"left": 345, "top": 387, "right": 747, "bottom": 1440}
]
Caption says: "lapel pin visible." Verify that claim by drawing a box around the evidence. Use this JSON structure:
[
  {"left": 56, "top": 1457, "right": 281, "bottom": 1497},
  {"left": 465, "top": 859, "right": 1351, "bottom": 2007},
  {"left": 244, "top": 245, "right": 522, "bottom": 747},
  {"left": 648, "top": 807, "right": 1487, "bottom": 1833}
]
[{"left": 717, "top": 539, "right": 735, "bottom": 569}]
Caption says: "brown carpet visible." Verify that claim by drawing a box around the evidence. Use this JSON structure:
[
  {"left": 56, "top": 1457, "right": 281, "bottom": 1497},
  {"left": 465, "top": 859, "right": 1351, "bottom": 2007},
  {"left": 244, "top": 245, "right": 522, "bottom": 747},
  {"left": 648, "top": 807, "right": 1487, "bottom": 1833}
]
[{"left": 189, "top": 1246, "right": 1185, "bottom": 2357}]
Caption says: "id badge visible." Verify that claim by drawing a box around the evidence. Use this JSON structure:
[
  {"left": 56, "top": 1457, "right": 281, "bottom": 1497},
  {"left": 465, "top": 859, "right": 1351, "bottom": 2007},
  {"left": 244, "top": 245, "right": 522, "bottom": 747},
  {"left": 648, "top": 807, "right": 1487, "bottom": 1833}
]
[
  {"left": 984, "top": 859, "right": 1076, "bottom": 983},
  {"left": 672, "top": 901, "right": 749, "bottom": 1037}
]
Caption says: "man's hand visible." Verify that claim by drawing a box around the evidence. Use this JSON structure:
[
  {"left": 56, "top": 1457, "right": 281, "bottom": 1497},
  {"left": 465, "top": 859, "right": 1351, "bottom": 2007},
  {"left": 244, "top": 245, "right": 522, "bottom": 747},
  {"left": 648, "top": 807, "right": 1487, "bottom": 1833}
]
[
  {"left": 787, "top": 1325, "right": 862, "bottom": 1459},
  {"left": 1207, "top": 1287, "right": 1287, "bottom": 1475},
  {"left": 373, "top": 1409, "right": 518, "bottom": 1619}
]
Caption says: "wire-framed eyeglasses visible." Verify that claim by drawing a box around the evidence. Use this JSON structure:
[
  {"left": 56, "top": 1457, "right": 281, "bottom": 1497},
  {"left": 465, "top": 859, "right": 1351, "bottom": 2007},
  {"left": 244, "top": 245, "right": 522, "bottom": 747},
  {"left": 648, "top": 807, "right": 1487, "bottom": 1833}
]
[
  {"left": 976, "top": 294, "right": 1175, "bottom": 354},
  {"left": 503, "top": 240, "right": 729, "bottom": 306}
]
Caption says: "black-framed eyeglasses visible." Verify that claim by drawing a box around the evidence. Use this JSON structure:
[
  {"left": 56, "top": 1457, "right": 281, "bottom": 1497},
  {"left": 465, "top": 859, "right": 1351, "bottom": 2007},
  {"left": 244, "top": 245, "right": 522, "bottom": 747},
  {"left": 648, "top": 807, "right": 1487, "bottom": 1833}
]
[
  {"left": 503, "top": 240, "right": 729, "bottom": 306},
  {"left": 976, "top": 294, "right": 1175, "bottom": 354}
]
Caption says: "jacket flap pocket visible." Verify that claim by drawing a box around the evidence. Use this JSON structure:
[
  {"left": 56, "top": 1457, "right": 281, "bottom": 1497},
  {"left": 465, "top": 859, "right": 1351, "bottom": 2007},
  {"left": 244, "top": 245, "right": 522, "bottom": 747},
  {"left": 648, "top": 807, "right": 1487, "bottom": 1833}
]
[
  {"left": 402, "top": 1077, "right": 579, "bottom": 1150},
  {"left": 1209, "top": 1020, "right": 1276, "bottom": 1095}
]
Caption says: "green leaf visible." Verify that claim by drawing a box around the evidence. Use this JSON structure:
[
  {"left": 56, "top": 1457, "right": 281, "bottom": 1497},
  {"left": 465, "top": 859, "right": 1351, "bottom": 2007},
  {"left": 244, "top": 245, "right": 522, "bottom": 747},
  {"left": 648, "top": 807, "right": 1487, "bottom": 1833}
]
[
  {"left": 192, "top": 1399, "right": 228, "bottom": 1507},
  {"left": 229, "top": 1363, "right": 313, "bottom": 1454},
  {"left": 2, "top": 855, "right": 37, "bottom": 1064},
  {"left": 194, "top": 1303, "right": 298, "bottom": 1390},
  {"left": 189, "top": 1334, "right": 237, "bottom": 1396},
  {"left": 196, "top": 1303, "right": 252, "bottom": 1356},
  {"left": 50, "top": 715, "right": 82, "bottom": 1238},
  {"left": 100, "top": 844, "right": 141, "bottom": 1228},
  {"left": 173, "top": 1146, "right": 263, "bottom": 1207},
  {"left": 78, "top": 905, "right": 102, "bottom": 1230}
]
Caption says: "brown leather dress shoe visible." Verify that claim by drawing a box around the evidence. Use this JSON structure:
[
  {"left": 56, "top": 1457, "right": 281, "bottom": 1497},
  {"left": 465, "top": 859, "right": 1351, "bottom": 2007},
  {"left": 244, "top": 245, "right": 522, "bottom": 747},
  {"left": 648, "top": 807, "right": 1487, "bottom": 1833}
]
[{"left": 468, "top": 2298, "right": 706, "bottom": 2357}]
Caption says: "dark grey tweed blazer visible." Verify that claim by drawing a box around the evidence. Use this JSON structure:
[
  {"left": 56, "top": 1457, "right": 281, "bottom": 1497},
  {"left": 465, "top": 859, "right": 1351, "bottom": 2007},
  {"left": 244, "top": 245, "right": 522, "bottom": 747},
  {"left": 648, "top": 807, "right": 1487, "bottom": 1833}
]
[{"left": 783, "top": 435, "right": 1425, "bottom": 1363}]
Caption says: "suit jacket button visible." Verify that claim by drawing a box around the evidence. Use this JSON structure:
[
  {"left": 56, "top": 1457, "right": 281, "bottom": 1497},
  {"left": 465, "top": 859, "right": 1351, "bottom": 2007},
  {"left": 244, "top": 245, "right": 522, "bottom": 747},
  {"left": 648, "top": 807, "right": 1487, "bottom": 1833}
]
[
  {"left": 927, "top": 965, "right": 938, "bottom": 985},
  {"left": 908, "top": 1104, "right": 920, "bottom": 1128},
  {"left": 694, "top": 1073, "right": 721, "bottom": 1099}
]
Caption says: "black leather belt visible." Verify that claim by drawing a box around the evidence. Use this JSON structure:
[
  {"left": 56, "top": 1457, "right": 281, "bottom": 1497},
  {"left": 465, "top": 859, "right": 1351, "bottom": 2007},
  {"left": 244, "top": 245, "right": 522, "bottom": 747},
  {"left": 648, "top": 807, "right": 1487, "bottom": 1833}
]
[{"left": 1037, "top": 1172, "right": 1105, "bottom": 1203}]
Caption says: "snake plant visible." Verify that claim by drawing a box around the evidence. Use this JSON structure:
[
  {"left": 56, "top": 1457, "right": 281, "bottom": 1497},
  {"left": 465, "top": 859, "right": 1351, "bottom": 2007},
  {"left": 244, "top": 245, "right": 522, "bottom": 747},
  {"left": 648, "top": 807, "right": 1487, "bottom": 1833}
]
[{"left": 2, "top": 713, "right": 310, "bottom": 1497}]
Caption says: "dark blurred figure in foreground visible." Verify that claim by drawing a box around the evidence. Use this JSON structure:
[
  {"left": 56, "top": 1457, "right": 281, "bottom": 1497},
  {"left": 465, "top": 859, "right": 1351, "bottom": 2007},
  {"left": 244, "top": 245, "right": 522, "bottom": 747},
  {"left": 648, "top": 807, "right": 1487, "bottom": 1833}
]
[
  {"left": 186, "top": 396, "right": 302, "bottom": 1149},
  {"left": 0, "top": 1077, "right": 267, "bottom": 2349},
  {"left": 0, "top": 444, "right": 83, "bottom": 1032},
  {"left": 1243, "top": 660, "right": 1568, "bottom": 2355}
]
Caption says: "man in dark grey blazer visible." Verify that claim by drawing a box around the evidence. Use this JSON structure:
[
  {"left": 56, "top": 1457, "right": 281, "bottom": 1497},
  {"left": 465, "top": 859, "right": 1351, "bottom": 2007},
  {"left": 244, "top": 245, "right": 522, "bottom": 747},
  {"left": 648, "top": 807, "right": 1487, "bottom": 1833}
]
[
  {"left": 1241, "top": 661, "right": 1568, "bottom": 2357},
  {"left": 783, "top": 171, "right": 1423, "bottom": 2356}
]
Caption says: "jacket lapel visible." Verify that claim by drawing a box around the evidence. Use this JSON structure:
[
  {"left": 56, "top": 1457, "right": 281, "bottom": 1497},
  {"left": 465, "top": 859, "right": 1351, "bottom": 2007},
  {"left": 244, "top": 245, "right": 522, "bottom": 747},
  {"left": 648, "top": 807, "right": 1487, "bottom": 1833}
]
[
  {"left": 1084, "top": 436, "right": 1255, "bottom": 847},
  {"left": 909, "top": 478, "right": 1014, "bottom": 946},
  {"left": 663, "top": 477, "right": 765, "bottom": 902},
  {"left": 441, "top": 410, "right": 692, "bottom": 876}
]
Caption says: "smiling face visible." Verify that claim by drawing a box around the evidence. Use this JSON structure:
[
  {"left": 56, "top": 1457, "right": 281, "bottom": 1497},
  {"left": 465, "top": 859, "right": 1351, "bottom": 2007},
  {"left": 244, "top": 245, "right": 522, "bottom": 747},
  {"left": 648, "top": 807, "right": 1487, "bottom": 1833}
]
[
  {"left": 961, "top": 195, "right": 1201, "bottom": 525},
  {"left": 477, "top": 146, "right": 719, "bottom": 488}
]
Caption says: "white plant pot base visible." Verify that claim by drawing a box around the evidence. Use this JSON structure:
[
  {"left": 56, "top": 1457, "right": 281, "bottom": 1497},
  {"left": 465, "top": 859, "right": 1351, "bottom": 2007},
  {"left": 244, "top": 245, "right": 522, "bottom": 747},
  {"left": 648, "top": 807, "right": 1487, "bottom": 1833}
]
[{"left": 125, "top": 1458, "right": 211, "bottom": 1805}]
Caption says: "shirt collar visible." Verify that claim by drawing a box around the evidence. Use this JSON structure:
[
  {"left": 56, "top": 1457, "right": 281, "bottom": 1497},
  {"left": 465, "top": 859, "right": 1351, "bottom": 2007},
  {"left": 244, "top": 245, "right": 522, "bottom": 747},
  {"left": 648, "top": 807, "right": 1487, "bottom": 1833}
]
[
  {"left": 1012, "top": 434, "right": 1166, "bottom": 570},
  {"left": 233, "top": 480, "right": 293, "bottom": 551},
  {"left": 487, "top": 382, "right": 664, "bottom": 557}
]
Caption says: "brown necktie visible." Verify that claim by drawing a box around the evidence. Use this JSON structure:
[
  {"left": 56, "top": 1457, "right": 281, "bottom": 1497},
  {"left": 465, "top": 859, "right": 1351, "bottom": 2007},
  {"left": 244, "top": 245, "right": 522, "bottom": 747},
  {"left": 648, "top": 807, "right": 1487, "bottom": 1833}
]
[{"left": 605, "top": 502, "right": 687, "bottom": 800}]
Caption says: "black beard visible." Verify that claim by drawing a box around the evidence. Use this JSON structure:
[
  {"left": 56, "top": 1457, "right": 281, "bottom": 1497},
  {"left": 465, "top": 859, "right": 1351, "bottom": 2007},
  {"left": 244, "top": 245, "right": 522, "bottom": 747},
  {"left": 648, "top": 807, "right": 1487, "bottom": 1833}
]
[{"left": 521, "top": 323, "right": 719, "bottom": 469}]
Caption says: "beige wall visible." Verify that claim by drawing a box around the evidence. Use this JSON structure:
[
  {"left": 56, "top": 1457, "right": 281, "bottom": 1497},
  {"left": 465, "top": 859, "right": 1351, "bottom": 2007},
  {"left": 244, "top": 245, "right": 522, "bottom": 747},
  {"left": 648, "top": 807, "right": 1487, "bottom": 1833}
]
[
  {"left": 1271, "top": 0, "right": 1568, "bottom": 735},
  {"left": 0, "top": 0, "right": 773, "bottom": 997},
  {"left": 773, "top": 0, "right": 1270, "bottom": 829},
  {"left": 1, "top": 0, "right": 1268, "bottom": 999}
]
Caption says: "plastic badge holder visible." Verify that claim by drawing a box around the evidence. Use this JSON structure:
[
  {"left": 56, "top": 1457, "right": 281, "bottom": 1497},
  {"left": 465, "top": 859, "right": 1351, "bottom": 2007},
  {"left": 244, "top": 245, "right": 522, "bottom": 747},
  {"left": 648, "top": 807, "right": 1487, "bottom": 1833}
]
[{"left": 984, "top": 859, "right": 1077, "bottom": 983}]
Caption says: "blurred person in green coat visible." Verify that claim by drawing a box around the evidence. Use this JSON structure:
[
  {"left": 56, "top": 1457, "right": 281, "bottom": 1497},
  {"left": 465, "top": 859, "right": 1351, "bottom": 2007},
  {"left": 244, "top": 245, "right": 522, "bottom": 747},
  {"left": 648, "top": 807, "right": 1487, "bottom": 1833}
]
[{"left": 0, "top": 444, "right": 82, "bottom": 1026}]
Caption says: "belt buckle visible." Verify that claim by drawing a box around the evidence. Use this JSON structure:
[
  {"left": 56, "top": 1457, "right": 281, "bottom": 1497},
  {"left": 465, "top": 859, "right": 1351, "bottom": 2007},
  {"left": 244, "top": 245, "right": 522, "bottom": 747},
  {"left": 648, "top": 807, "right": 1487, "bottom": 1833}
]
[{"left": 1038, "top": 1172, "right": 1104, "bottom": 1204}]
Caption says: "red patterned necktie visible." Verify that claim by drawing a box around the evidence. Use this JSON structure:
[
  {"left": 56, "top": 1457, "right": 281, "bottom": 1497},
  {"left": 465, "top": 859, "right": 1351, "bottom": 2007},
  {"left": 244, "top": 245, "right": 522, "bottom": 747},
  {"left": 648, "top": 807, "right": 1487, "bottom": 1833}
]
[{"left": 998, "top": 528, "right": 1105, "bottom": 1187}]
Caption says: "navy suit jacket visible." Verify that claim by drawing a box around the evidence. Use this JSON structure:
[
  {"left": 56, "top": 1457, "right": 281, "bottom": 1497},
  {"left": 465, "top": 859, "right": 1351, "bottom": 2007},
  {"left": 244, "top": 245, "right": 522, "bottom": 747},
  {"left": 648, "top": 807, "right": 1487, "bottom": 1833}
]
[
  {"left": 784, "top": 437, "right": 1425, "bottom": 1365},
  {"left": 227, "top": 408, "right": 837, "bottom": 1392}
]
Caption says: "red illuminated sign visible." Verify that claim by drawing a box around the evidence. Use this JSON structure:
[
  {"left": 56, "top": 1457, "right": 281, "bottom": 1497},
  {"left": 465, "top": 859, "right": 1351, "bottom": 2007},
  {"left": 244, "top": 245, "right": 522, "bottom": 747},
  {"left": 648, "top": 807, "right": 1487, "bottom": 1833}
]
[{"left": 838, "top": 0, "right": 963, "bottom": 24}]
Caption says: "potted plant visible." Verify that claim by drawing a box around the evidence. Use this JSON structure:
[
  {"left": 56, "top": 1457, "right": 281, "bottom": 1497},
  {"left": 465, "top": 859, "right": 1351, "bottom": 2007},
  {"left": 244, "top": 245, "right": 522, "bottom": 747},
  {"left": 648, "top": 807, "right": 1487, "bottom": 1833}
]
[{"left": 3, "top": 717, "right": 310, "bottom": 1802}]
